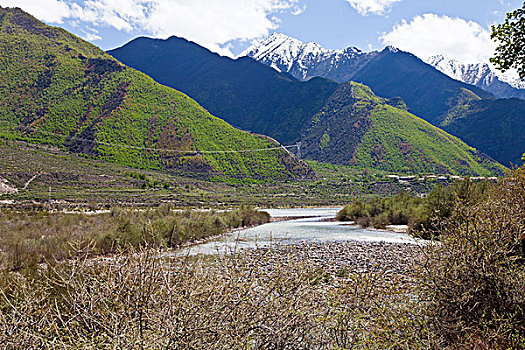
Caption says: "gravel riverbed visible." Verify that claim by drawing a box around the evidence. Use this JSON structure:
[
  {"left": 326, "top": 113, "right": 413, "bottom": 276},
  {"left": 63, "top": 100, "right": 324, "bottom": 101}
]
[{"left": 241, "top": 241, "right": 424, "bottom": 286}]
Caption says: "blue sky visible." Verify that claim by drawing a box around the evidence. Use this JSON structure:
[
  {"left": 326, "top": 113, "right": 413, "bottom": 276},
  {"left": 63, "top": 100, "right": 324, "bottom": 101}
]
[
  {"left": 276, "top": 0, "right": 520, "bottom": 53},
  {"left": 0, "top": 0, "right": 522, "bottom": 63}
]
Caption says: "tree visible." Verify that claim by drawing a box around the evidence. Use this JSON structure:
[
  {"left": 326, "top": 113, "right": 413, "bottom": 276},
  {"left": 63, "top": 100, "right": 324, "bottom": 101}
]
[{"left": 491, "top": 2, "right": 525, "bottom": 79}]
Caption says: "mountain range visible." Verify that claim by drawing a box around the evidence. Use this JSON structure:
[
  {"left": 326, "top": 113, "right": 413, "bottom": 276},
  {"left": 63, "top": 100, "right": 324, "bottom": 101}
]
[
  {"left": 243, "top": 33, "right": 494, "bottom": 125},
  {"left": 0, "top": 7, "right": 313, "bottom": 182},
  {"left": 301, "top": 82, "right": 501, "bottom": 175},
  {"left": 0, "top": 8, "right": 516, "bottom": 178},
  {"left": 243, "top": 33, "right": 525, "bottom": 166},
  {"left": 108, "top": 36, "right": 338, "bottom": 146},
  {"left": 243, "top": 34, "right": 525, "bottom": 101},
  {"left": 426, "top": 55, "right": 525, "bottom": 100},
  {"left": 109, "top": 35, "right": 504, "bottom": 175}
]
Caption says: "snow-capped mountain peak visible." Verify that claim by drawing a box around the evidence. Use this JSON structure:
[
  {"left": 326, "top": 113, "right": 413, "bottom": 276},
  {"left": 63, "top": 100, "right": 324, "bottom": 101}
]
[
  {"left": 426, "top": 55, "right": 492, "bottom": 86},
  {"left": 426, "top": 55, "right": 525, "bottom": 93},
  {"left": 242, "top": 33, "right": 334, "bottom": 60},
  {"left": 242, "top": 33, "right": 366, "bottom": 80},
  {"left": 241, "top": 33, "right": 339, "bottom": 76},
  {"left": 384, "top": 45, "right": 400, "bottom": 53},
  {"left": 244, "top": 34, "right": 524, "bottom": 100}
]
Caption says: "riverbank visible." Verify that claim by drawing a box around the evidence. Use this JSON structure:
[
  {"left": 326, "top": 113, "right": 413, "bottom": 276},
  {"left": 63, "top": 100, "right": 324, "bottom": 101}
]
[{"left": 242, "top": 241, "right": 422, "bottom": 286}]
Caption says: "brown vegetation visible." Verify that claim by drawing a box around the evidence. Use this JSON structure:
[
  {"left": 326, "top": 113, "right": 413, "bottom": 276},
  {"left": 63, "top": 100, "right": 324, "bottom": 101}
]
[
  {"left": 0, "top": 206, "right": 269, "bottom": 271},
  {"left": 422, "top": 167, "right": 525, "bottom": 348},
  {"left": 0, "top": 245, "right": 429, "bottom": 349},
  {"left": 0, "top": 169, "right": 523, "bottom": 348}
]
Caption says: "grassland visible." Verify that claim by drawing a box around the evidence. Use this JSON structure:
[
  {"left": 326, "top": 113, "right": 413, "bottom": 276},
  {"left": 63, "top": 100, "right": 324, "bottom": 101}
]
[
  {"left": 0, "top": 140, "right": 439, "bottom": 208},
  {"left": 0, "top": 205, "right": 270, "bottom": 271}
]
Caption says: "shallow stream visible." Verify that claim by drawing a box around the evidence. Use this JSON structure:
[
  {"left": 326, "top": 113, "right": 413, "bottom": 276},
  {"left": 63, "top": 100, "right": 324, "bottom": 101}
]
[{"left": 181, "top": 208, "right": 423, "bottom": 255}]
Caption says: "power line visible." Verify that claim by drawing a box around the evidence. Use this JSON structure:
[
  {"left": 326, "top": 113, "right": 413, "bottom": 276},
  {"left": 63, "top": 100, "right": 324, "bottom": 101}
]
[{"left": 0, "top": 121, "right": 300, "bottom": 155}]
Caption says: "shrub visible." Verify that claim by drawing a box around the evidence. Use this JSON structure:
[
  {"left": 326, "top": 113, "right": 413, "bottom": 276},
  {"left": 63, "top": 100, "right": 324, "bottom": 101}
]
[
  {"left": 336, "top": 199, "right": 366, "bottom": 221},
  {"left": 338, "top": 182, "right": 494, "bottom": 236},
  {"left": 0, "top": 246, "right": 429, "bottom": 349},
  {"left": 0, "top": 206, "right": 271, "bottom": 271},
  {"left": 422, "top": 167, "right": 525, "bottom": 348}
]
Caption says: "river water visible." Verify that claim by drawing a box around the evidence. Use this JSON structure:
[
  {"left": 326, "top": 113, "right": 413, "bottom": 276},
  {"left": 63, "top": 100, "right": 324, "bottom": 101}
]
[{"left": 180, "top": 208, "right": 423, "bottom": 256}]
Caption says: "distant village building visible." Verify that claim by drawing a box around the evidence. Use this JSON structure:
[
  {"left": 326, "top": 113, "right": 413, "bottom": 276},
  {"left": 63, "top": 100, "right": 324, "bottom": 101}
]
[
  {"left": 470, "top": 177, "right": 486, "bottom": 181},
  {"left": 399, "top": 176, "right": 416, "bottom": 181}
]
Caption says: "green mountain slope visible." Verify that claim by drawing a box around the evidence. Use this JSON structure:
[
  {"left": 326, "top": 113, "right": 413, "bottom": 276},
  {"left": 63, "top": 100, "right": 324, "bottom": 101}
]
[
  {"left": 301, "top": 83, "right": 505, "bottom": 176},
  {"left": 108, "top": 36, "right": 338, "bottom": 145},
  {"left": 441, "top": 98, "right": 525, "bottom": 167},
  {"left": 0, "top": 7, "right": 313, "bottom": 182},
  {"left": 109, "top": 36, "right": 521, "bottom": 168}
]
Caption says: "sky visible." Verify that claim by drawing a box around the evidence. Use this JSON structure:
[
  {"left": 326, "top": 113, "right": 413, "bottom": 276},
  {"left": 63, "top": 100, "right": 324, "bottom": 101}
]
[{"left": 0, "top": 0, "right": 523, "bottom": 63}]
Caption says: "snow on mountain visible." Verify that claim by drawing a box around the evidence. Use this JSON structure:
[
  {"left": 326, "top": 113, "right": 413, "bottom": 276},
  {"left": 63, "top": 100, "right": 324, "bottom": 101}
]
[
  {"left": 242, "top": 33, "right": 335, "bottom": 69},
  {"left": 426, "top": 55, "right": 492, "bottom": 86},
  {"left": 243, "top": 33, "right": 525, "bottom": 100},
  {"left": 497, "top": 70, "right": 525, "bottom": 90},
  {"left": 242, "top": 33, "right": 365, "bottom": 81},
  {"left": 426, "top": 55, "right": 525, "bottom": 99}
]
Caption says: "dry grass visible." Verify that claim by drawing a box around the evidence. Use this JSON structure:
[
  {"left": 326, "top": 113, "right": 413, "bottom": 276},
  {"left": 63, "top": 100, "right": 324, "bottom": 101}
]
[
  {"left": 1, "top": 170, "right": 524, "bottom": 348},
  {"left": 0, "top": 244, "right": 433, "bottom": 349},
  {"left": 421, "top": 167, "right": 525, "bottom": 348},
  {"left": 0, "top": 206, "right": 270, "bottom": 271}
]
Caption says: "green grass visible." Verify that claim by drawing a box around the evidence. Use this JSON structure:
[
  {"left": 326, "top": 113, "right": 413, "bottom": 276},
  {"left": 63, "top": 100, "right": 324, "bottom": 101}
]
[
  {"left": 0, "top": 140, "right": 436, "bottom": 207},
  {"left": 355, "top": 103, "right": 504, "bottom": 175}
]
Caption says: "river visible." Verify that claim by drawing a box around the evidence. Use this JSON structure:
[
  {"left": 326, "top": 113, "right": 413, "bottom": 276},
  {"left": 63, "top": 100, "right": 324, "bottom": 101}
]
[{"left": 180, "top": 208, "right": 424, "bottom": 256}]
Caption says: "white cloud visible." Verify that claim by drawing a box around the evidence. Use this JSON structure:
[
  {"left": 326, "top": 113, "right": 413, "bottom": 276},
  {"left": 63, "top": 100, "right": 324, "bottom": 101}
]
[
  {"left": 80, "top": 27, "right": 102, "bottom": 41},
  {"left": 76, "top": 0, "right": 152, "bottom": 32},
  {"left": 380, "top": 13, "right": 496, "bottom": 63},
  {"left": 143, "top": 0, "right": 301, "bottom": 56},
  {"left": 0, "top": 0, "right": 73, "bottom": 23},
  {"left": 84, "top": 32, "right": 102, "bottom": 41},
  {"left": 292, "top": 4, "right": 307, "bottom": 16},
  {"left": 0, "top": 0, "right": 302, "bottom": 56},
  {"left": 344, "top": 0, "right": 401, "bottom": 16}
]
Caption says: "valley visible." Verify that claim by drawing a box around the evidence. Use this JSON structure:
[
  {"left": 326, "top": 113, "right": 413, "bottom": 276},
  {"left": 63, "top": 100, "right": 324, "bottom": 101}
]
[
  {"left": 0, "top": 4, "right": 524, "bottom": 349},
  {"left": 243, "top": 33, "right": 525, "bottom": 166},
  {"left": 0, "top": 139, "right": 437, "bottom": 208}
]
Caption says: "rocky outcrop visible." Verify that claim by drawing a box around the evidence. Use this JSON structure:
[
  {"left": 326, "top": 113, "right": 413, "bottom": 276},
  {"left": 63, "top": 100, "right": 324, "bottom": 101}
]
[{"left": 0, "top": 177, "right": 17, "bottom": 194}]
